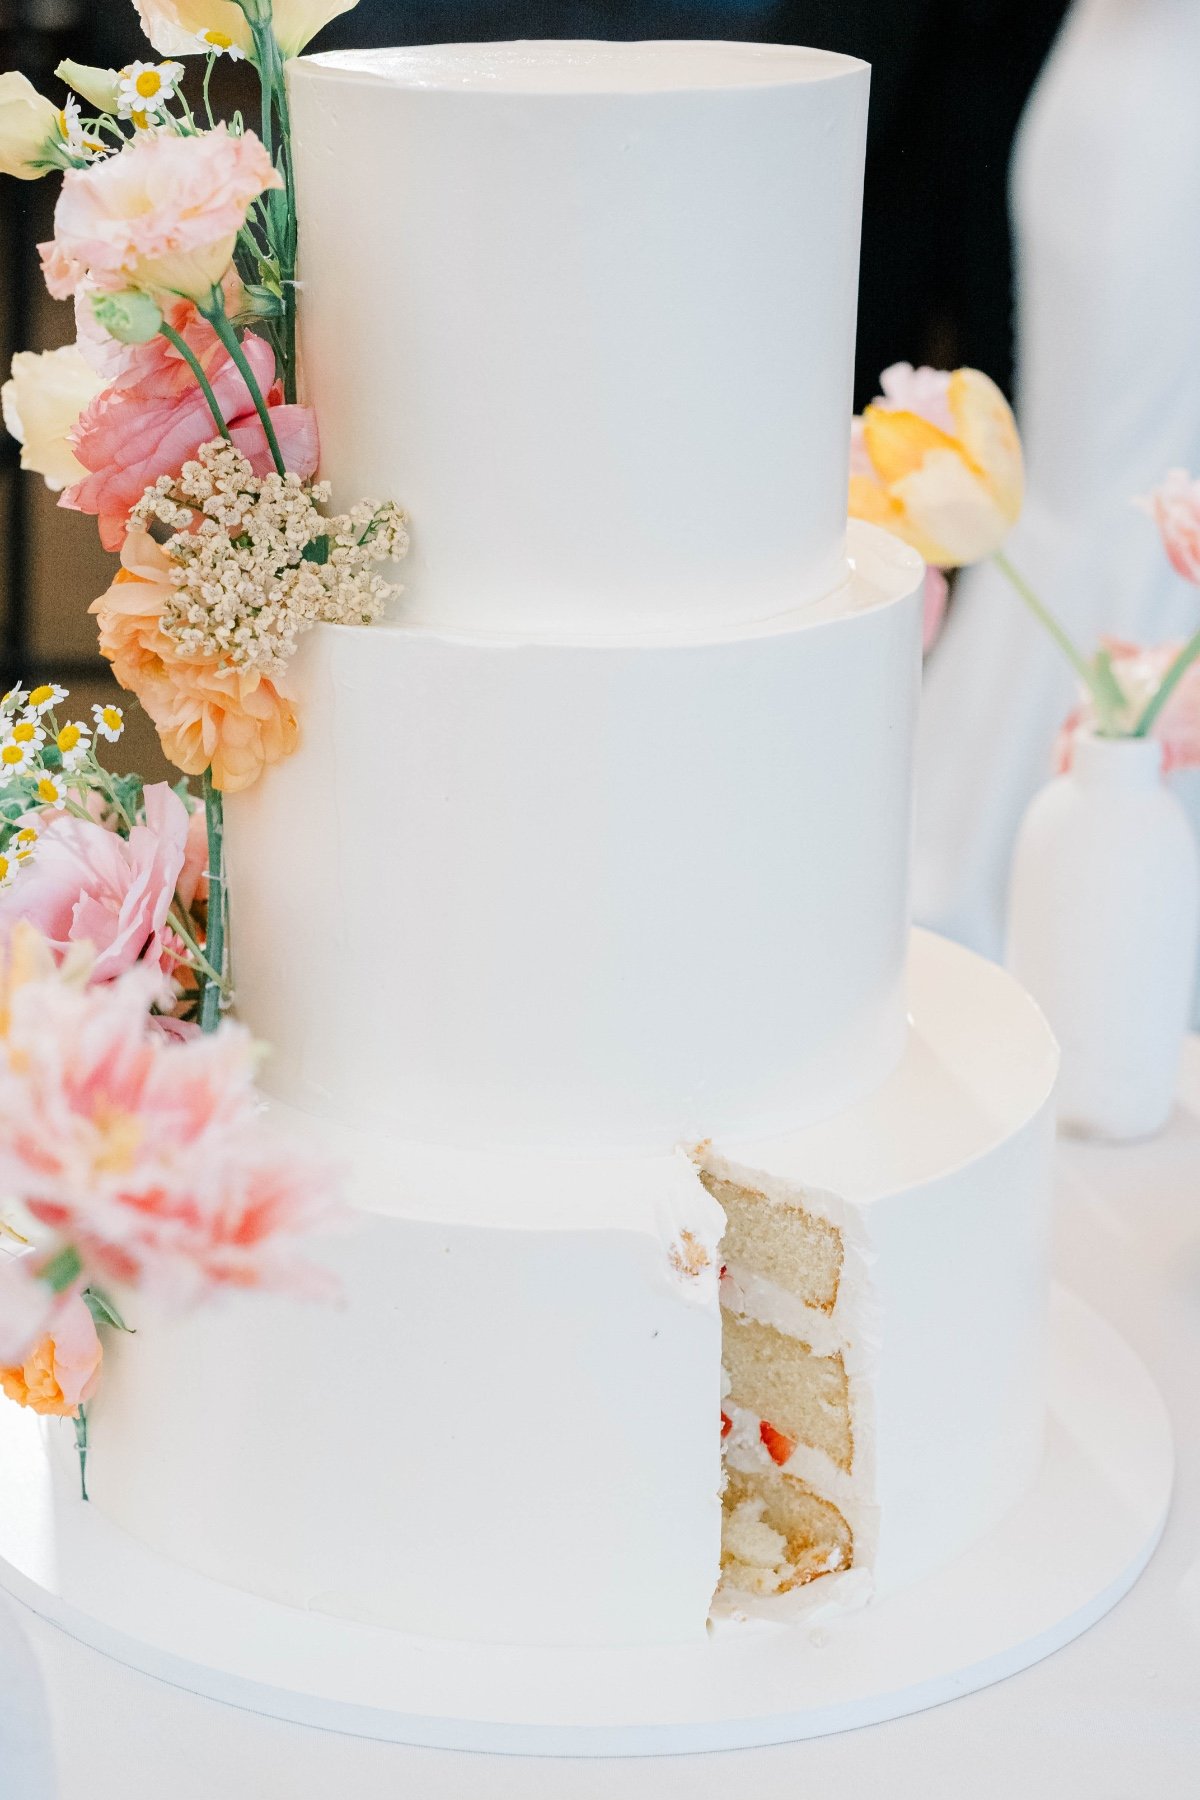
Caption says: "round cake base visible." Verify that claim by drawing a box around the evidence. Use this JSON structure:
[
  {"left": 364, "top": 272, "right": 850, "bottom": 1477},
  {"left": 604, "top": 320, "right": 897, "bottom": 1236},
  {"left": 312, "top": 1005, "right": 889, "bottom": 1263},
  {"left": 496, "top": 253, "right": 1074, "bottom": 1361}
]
[{"left": 0, "top": 1285, "right": 1171, "bottom": 1757}]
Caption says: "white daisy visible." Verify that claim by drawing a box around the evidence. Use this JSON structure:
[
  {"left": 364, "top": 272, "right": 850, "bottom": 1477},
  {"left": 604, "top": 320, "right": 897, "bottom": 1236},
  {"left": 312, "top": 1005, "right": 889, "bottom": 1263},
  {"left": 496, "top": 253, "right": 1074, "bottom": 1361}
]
[
  {"left": 92, "top": 702, "right": 125, "bottom": 742},
  {"left": 60, "top": 97, "right": 104, "bottom": 164},
  {"left": 116, "top": 61, "right": 185, "bottom": 123},
  {"left": 191, "top": 29, "right": 244, "bottom": 60},
  {"left": 0, "top": 853, "right": 15, "bottom": 890},
  {"left": 30, "top": 770, "right": 66, "bottom": 809},
  {"left": 25, "top": 682, "right": 67, "bottom": 716},
  {"left": 0, "top": 739, "right": 34, "bottom": 781},
  {"left": 54, "top": 720, "right": 92, "bottom": 770},
  {"left": 2, "top": 685, "right": 29, "bottom": 714},
  {"left": 9, "top": 717, "right": 46, "bottom": 751}
]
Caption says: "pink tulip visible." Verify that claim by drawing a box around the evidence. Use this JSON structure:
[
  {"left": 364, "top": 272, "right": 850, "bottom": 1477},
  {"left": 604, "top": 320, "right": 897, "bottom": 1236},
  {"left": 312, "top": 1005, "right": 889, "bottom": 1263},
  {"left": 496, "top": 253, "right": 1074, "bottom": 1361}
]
[
  {"left": 0, "top": 781, "right": 190, "bottom": 982},
  {"left": 63, "top": 322, "right": 318, "bottom": 551},
  {"left": 1139, "top": 468, "right": 1200, "bottom": 585}
]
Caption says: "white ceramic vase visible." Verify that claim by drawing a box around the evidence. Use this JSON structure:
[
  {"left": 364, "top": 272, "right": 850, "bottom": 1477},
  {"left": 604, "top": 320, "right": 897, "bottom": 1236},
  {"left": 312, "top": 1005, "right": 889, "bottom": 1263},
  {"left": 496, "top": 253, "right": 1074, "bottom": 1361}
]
[{"left": 1006, "top": 732, "right": 1200, "bottom": 1140}]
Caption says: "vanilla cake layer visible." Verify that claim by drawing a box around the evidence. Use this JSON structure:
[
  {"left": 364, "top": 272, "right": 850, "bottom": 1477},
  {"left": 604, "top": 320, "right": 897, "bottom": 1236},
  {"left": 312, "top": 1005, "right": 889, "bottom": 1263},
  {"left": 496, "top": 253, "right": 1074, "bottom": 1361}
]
[
  {"left": 288, "top": 42, "right": 870, "bottom": 639},
  {"left": 82, "top": 935, "right": 1057, "bottom": 1646},
  {"left": 224, "top": 522, "right": 923, "bottom": 1153}
]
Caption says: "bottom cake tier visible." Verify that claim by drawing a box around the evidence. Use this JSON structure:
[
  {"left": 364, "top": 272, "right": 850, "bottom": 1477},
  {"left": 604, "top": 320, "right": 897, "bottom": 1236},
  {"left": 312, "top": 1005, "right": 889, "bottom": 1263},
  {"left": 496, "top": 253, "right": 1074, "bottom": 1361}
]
[{"left": 79, "top": 930, "right": 1057, "bottom": 1650}]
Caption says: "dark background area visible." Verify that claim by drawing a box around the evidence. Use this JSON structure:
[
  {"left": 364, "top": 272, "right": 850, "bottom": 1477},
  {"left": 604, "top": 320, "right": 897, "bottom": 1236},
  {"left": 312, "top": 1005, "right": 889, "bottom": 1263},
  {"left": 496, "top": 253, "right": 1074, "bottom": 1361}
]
[{"left": 1, "top": 0, "right": 1070, "bottom": 729}]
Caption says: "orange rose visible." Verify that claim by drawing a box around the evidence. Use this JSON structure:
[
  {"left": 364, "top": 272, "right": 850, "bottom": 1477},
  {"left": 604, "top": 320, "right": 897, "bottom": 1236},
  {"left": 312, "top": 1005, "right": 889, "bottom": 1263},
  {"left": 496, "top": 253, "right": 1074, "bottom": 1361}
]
[
  {"left": 90, "top": 524, "right": 299, "bottom": 792},
  {"left": 0, "top": 1289, "right": 102, "bottom": 1417}
]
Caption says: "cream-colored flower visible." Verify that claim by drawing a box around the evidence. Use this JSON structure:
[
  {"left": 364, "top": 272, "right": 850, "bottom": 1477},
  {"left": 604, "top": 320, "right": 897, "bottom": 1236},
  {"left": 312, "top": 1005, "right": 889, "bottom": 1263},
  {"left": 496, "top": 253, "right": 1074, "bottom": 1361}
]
[
  {"left": 2, "top": 346, "right": 104, "bottom": 492},
  {"left": 849, "top": 366, "right": 1024, "bottom": 567},
  {"left": 0, "top": 71, "right": 63, "bottom": 181},
  {"left": 133, "top": 0, "right": 358, "bottom": 60},
  {"left": 55, "top": 61, "right": 122, "bottom": 115},
  {"left": 116, "top": 61, "right": 185, "bottom": 123},
  {"left": 92, "top": 703, "right": 125, "bottom": 742}
]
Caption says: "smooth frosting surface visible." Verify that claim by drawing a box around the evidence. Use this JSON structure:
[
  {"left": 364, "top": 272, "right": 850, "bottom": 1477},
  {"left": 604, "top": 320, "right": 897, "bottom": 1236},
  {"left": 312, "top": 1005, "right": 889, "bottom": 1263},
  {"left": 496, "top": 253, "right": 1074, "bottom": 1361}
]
[
  {"left": 302, "top": 41, "right": 867, "bottom": 93},
  {"left": 288, "top": 43, "right": 870, "bottom": 636}
]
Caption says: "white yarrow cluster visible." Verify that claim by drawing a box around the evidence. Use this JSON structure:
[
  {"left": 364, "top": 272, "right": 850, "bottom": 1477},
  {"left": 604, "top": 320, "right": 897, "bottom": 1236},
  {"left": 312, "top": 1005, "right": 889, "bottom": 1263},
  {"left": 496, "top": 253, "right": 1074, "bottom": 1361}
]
[{"left": 132, "top": 440, "right": 408, "bottom": 678}]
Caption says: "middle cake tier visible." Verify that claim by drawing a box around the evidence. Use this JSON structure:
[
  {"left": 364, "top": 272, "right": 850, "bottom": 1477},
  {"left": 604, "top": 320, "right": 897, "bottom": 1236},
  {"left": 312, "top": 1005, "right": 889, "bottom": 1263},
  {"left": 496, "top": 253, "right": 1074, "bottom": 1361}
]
[{"left": 225, "top": 520, "right": 923, "bottom": 1152}]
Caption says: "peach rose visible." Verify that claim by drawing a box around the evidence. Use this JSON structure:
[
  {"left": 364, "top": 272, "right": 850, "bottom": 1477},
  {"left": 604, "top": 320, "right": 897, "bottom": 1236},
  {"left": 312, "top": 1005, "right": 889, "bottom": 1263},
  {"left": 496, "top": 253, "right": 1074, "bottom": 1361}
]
[
  {"left": 0, "top": 1288, "right": 102, "bottom": 1417},
  {"left": 63, "top": 320, "right": 318, "bottom": 550},
  {"left": 2, "top": 343, "right": 104, "bottom": 491},
  {"left": 90, "top": 525, "right": 299, "bottom": 792},
  {"left": 40, "top": 125, "right": 281, "bottom": 303}
]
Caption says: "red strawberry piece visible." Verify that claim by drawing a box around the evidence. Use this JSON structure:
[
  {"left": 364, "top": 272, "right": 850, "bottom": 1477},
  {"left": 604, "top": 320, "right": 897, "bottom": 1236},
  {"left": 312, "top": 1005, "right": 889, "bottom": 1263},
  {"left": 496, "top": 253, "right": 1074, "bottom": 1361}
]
[
  {"left": 759, "top": 1419, "right": 796, "bottom": 1466},
  {"left": 720, "top": 1410, "right": 732, "bottom": 1438}
]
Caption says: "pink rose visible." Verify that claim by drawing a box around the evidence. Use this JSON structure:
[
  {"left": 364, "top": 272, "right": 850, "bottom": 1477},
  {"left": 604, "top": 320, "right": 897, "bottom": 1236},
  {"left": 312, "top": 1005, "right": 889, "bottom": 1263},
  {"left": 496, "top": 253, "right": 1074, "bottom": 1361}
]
[
  {"left": 0, "top": 781, "right": 190, "bottom": 981},
  {"left": 63, "top": 320, "right": 318, "bottom": 551},
  {"left": 39, "top": 125, "right": 281, "bottom": 302},
  {"left": 1138, "top": 468, "right": 1200, "bottom": 585}
]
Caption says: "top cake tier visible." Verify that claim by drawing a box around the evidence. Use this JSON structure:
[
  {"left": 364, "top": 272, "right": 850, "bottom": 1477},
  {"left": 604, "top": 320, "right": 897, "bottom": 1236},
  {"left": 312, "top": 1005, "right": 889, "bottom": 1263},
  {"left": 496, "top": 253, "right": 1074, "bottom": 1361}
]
[{"left": 288, "top": 41, "right": 870, "bottom": 640}]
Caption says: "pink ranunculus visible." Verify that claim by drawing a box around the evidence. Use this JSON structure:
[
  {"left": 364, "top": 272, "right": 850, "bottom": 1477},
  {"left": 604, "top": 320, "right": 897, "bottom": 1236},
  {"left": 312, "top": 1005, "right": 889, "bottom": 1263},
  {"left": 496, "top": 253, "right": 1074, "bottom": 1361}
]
[
  {"left": 63, "top": 323, "right": 318, "bottom": 551},
  {"left": 1057, "top": 638, "right": 1200, "bottom": 774},
  {"left": 1138, "top": 468, "right": 1200, "bottom": 585},
  {"left": 872, "top": 362, "right": 957, "bottom": 435},
  {"left": 0, "top": 781, "right": 190, "bottom": 982},
  {"left": 38, "top": 125, "right": 281, "bottom": 303},
  {"left": 0, "top": 960, "right": 342, "bottom": 1304}
]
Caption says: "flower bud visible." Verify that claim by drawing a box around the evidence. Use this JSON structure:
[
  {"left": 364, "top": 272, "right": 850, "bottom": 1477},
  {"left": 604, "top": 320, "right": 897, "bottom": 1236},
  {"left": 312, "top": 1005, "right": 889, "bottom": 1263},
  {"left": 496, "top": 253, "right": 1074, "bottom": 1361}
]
[
  {"left": 91, "top": 289, "right": 164, "bottom": 346},
  {"left": 56, "top": 60, "right": 122, "bottom": 115}
]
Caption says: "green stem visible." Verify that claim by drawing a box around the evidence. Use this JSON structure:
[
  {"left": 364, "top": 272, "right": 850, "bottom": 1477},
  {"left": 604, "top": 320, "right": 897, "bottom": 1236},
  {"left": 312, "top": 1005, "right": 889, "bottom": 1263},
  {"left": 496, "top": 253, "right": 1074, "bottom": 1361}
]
[
  {"left": 204, "top": 296, "right": 286, "bottom": 477},
  {"left": 202, "top": 53, "right": 218, "bottom": 130},
  {"left": 74, "top": 1405, "right": 89, "bottom": 1503},
  {"left": 198, "top": 773, "right": 226, "bottom": 1033},
  {"left": 167, "top": 906, "right": 224, "bottom": 988},
  {"left": 992, "top": 549, "right": 1125, "bottom": 733},
  {"left": 159, "top": 322, "right": 230, "bottom": 441},
  {"left": 1134, "top": 625, "right": 1200, "bottom": 739}
]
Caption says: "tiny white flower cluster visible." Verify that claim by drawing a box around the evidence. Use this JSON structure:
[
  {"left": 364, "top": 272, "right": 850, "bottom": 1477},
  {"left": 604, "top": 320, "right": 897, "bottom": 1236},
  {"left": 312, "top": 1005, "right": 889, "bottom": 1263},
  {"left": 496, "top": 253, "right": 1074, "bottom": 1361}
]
[{"left": 133, "top": 440, "right": 409, "bottom": 679}]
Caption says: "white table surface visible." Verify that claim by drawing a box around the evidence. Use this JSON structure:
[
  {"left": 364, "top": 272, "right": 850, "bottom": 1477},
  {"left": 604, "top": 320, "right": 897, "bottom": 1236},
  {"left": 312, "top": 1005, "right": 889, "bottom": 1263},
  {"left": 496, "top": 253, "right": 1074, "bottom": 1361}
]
[{"left": 2, "top": 1046, "right": 1199, "bottom": 1800}]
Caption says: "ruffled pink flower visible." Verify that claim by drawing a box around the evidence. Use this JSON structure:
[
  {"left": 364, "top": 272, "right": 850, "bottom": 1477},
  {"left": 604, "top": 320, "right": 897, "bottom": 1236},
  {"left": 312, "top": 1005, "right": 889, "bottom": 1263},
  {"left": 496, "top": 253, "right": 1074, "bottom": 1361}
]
[
  {"left": 63, "top": 321, "right": 318, "bottom": 551},
  {"left": 0, "top": 1254, "right": 63, "bottom": 1366},
  {"left": 872, "top": 362, "right": 957, "bottom": 435},
  {"left": 1138, "top": 468, "right": 1200, "bottom": 585},
  {"left": 0, "top": 957, "right": 341, "bottom": 1304},
  {"left": 0, "top": 1287, "right": 102, "bottom": 1417},
  {"left": 39, "top": 125, "right": 281, "bottom": 303},
  {"left": 0, "top": 781, "right": 189, "bottom": 981},
  {"left": 1057, "top": 638, "right": 1200, "bottom": 774}
]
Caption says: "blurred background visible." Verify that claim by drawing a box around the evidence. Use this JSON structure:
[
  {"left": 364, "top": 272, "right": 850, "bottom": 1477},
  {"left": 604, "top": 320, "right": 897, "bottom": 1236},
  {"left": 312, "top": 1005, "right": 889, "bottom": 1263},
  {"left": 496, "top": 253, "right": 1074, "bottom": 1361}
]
[{"left": 3, "top": 0, "right": 1198, "bottom": 953}]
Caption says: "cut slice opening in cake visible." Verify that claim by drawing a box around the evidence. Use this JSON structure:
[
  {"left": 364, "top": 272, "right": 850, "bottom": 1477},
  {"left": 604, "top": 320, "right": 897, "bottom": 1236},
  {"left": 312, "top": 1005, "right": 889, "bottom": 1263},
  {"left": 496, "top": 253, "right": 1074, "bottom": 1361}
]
[{"left": 698, "top": 1160, "right": 874, "bottom": 1606}]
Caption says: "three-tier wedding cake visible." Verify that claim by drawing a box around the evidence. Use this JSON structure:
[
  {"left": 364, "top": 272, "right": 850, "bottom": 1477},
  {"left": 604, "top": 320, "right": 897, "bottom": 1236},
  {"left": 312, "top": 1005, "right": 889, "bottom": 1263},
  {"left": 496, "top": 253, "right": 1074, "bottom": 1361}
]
[{"left": 84, "top": 40, "right": 1059, "bottom": 1652}]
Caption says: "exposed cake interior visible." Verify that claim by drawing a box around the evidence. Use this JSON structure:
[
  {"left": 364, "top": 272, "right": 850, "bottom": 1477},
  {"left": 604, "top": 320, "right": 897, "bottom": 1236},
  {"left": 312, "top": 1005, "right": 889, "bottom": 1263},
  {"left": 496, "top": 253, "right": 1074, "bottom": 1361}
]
[{"left": 701, "top": 1165, "right": 864, "bottom": 1600}]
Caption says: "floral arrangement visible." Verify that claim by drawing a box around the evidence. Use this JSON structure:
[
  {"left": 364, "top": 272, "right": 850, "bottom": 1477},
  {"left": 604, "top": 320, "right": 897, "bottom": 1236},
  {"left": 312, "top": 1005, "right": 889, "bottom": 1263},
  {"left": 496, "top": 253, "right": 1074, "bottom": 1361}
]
[
  {"left": 0, "top": 0, "right": 391, "bottom": 1487},
  {"left": 849, "top": 363, "right": 1200, "bottom": 767}
]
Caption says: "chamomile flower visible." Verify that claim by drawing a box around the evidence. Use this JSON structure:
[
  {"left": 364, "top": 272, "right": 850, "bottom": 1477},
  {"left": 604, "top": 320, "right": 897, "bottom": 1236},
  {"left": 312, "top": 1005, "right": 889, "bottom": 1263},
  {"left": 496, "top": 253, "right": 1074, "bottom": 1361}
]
[
  {"left": 10, "top": 827, "right": 38, "bottom": 858},
  {"left": 92, "top": 702, "right": 124, "bottom": 742},
  {"left": 30, "top": 770, "right": 66, "bottom": 809},
  {"left": 0, "top": 739, "right": 35, "bottom": 780},
  {"left": 2, "top": 685, "right": 29, "bottom": 714},
  {"left": 55, "top": 720, "right": 92, "bottom": 770},
  {"left": 192, "top": 29, "right": 244, "bottom": 60},
  {"left": 116, "top": 61, "right": 184, "bottom": 124},
  {"left": 25, "top": 683, "right": 67, "bottom": 716},
  {"left": 59, "top": 97, "right": 104, "bottom": 164},
  {"left": 9, "top": 717, "right": 46, "bottom": 750},
  {"left": 0, "top": 853, "right": 15, "bottom": 890}
]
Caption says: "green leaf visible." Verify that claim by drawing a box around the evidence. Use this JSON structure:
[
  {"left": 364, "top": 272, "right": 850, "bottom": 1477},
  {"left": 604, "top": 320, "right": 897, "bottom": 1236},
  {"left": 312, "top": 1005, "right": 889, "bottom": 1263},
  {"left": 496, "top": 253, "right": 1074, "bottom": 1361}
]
[
  {"left": 302, "top": 536, "right": 329, "bottom": 565},
  {"left": 41, "top": 1244, "right": 84, "bottom": 1294},
  {"left": 82, "top": 1287, "right": 135, "bottom": 1334}
]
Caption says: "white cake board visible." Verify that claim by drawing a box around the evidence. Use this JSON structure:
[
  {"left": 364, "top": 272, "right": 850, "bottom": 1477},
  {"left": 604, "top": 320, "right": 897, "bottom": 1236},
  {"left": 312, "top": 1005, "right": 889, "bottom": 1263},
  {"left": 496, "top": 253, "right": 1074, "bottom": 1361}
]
[{"left": 0, "top": 1285, "right": 1172, "bottom": 1757}]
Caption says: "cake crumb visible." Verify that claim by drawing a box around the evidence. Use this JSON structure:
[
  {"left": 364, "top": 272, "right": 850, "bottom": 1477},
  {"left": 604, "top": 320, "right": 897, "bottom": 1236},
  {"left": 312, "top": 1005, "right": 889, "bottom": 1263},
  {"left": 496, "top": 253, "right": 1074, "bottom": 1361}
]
[{"left": 669, "top": 1229, "right": 711, "bottom": 1280}]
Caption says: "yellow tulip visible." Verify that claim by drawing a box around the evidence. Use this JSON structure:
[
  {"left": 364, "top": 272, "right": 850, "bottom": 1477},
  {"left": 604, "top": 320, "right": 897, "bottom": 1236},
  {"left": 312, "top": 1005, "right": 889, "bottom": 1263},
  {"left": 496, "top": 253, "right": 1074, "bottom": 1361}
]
[
  {"left": 2, "top": 345, "right": 104, "bottom": 491},
  {"left": 0, "top": 71, "right": 63, "bottom": 180},
  {"left": 849, "top": 367, "right": 1024, "bottom": 567},
  {"left": 133, "top": 0, "right": 359, "bottom": 60}
]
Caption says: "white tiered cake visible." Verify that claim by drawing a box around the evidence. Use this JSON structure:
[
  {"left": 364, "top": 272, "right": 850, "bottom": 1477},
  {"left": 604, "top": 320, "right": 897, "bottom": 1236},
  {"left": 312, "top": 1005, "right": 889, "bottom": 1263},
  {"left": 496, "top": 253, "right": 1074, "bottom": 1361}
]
[{"left": 85, "top": 42, "right": 1059, "bottom": 1655}]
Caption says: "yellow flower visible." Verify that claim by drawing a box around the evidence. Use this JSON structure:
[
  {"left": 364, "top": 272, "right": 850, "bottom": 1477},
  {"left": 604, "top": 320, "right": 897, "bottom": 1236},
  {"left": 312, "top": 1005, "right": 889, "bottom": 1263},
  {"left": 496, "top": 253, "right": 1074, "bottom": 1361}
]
[
  {"left": 0, "top": 71, "right": 63, "bottom": 181},
  {"left": 132, "top": 0, "right": 358, "bottom": 60},
  {"left": 849, "top": 367, "right": 1024, "bottom": 567},
  {"left": 2, "top": 346, "right": 104, "bottom": 493}
]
